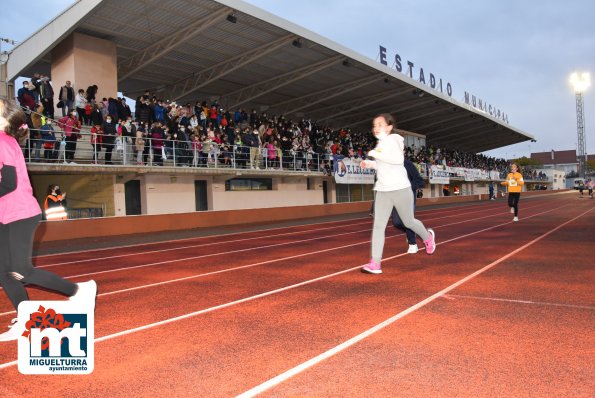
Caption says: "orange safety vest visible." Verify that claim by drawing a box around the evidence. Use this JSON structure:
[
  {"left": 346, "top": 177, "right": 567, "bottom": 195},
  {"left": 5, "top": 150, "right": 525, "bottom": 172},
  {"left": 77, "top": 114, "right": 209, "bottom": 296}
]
[{"left": 44, "top": 195, "right": 68, "bottom": 220}]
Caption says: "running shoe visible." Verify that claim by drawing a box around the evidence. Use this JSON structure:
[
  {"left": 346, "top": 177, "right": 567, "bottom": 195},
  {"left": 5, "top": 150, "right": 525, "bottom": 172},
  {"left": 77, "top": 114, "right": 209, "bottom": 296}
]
[
  {"left": 0, "top": 318, "right": 25, "bottom": 342},
  {"left": 69, "top": 280, "right": 98, "bottom": 309},
  {"left": 362, "top": 259, "right": 382, "bottom": 274},
  {"left": 510, "top": 207, "right": 514, "bottom": 214},
  {"left": 424, "top": 229, "right": 436, "bottom": 255},
  {"left": 513, "top": 216, "right": 519, "bottom": 222},
  {"left": 407, "top": 244, "right": 419, "bottom": 254}
]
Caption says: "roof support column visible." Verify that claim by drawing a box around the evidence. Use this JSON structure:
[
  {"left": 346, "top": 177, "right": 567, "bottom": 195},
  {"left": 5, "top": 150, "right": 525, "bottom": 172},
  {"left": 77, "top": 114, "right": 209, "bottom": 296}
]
[
  {"left": 51, "top": 32, "right": 118, "bottom": 107},
  {"left": 0, "top": 62, "right": 12, "bottom": 100}
]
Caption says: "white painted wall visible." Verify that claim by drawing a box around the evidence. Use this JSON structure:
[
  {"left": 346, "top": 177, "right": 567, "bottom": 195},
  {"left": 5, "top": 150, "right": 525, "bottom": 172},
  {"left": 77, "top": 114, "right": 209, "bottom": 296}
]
[
  {"left": 143, "top": 174, "right": 198, "bottom": 214},
  {"left": 211, "top": 177, "right": 323, "bottom": 210},
  {"left": 115, "top": 175, "right": 325, "bottom": 215}
]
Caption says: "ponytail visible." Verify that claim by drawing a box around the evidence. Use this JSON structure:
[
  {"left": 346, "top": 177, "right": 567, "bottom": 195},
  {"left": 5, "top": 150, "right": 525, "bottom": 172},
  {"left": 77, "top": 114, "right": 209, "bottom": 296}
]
[{"left": 0, "top": 99, "right": 29, "bottom": 143}]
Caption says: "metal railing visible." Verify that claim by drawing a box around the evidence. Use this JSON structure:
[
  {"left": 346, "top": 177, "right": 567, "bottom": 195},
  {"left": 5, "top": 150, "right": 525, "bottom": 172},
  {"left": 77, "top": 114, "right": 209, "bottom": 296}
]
[{"left": 22, "top": 128, "right": 323, "bottom": 172}]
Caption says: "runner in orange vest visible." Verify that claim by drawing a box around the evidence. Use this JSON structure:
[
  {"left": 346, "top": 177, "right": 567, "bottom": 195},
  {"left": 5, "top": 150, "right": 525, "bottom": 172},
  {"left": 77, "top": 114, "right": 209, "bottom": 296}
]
[{"left": 501, "top": 163, "right": 524, "bottom": 222}]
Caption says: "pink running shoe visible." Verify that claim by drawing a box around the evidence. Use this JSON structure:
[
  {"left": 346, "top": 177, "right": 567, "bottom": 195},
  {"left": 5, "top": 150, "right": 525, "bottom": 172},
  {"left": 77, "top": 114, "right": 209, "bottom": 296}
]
[
  {"left": 424, "top": 229, "right": 436, "bottom": 254},
  {"left": 362, "top": 259, "right": 382, "bottom": 274}
]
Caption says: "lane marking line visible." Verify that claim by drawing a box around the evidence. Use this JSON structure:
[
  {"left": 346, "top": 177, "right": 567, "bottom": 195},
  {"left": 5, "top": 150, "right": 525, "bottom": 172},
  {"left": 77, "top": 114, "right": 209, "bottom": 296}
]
[
  {"left": 33, "top": 203, "right": 475, "bottom": 259},
  {"left": 443, "top": 294, "right": 595, "bottom": 310},
  {"left": 0, "top": 206, "right": 590, "bottom": 371},
  {"left": 0, "top": 202, "right": 573, "bottom": 318},
  {"left": 48, "top": 201, "right": 554, "bottom": 277},
  {"left": 235, "top": 207, "right": 593, "bottom": 398},
  {"left": 36, "top": 201, "right": 498, "bottom": 268}
]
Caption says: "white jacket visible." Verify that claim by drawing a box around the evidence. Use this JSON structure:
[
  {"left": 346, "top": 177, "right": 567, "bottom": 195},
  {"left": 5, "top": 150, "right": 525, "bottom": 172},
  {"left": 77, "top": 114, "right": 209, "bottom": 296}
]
[{"left": 367, "top": 133, "right": 410, "bottom": 192}]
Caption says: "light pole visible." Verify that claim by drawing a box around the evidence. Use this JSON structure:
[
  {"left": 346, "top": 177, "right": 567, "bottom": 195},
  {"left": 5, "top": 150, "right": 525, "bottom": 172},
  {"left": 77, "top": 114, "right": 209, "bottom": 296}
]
[{"left": 569, "top": 72, "right": 590, "bottom": 178}]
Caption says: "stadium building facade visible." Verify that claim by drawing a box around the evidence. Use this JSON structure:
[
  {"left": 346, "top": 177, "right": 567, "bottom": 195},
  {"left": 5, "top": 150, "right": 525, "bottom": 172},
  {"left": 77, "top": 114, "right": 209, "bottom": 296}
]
[{"left": 0, "top": 0, "right": 538, "bottom": 218}]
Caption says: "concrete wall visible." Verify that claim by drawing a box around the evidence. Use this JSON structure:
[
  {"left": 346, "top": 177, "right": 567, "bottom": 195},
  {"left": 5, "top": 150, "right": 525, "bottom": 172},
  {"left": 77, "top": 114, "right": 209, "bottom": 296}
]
[
  {"left": 211, "top": 176, "right": 323, "bottom": 210},
  {"left": 127, "top": 174, "right": 324, "bottom": 213},
  {"left": 32, "top": 173, "right": 327, "bottom": 217}
]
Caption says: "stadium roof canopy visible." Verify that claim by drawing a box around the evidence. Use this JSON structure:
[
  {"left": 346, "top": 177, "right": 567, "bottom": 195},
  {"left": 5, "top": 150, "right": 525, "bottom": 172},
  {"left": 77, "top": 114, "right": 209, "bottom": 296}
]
[{"left": 6, "top": 0, "right": 534, "bottom": 153}]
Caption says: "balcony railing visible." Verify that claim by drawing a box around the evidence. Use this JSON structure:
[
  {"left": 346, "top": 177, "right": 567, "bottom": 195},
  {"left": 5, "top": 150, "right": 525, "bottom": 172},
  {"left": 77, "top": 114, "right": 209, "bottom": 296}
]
[{"left": 22, "top": 129, "right": 323, "bottom": 172}]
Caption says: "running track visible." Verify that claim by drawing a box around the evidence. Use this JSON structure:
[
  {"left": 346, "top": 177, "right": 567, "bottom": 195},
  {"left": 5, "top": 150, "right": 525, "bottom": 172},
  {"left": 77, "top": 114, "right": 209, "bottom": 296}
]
[{"left": 0, "top": 192, "right": 593, "bottom": 397}]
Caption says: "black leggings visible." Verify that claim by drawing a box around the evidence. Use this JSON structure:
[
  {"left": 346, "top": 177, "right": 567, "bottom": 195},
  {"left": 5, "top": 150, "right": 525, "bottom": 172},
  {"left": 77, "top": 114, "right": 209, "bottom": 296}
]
[
  {"left": 508, "top": 193, "right": 521, "bottom": 216},
  {"left": 0, "top": 214, "right": 76, "bottom": 311}
]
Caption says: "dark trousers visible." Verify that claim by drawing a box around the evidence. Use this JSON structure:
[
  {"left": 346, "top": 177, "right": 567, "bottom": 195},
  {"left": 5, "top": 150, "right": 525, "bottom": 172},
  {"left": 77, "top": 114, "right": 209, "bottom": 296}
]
[
  {"left": 76, "top": 107, "right": 88, "bottom": 125},
  {"left": 104, "top": 142, "right": 114, "bottom": 164},
  {"left": 65, "top": 135, "right": 78, "bottom": 161},
  {"left": 391, "top": 191, "right": 417, "bottom": 244},
  {"left": 508, "top": 192, "right": 521, "bottom": 216},
  {"left": 0, "top": 215, "right": 76, "bottom": 311},
  {"left": 41, "top": 98, "right": 54, "bottom": 119}
]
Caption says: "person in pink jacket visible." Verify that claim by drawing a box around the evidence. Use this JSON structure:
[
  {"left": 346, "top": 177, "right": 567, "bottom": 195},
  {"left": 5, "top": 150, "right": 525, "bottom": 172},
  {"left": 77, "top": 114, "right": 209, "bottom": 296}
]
[
  {"left": 57, "top": 110, "right": 81, "bottom": 163},
  {"left": 0, "top": 99, "right": 97, "bottom": 342},
  {"left": 265, "top": 139, "right": 279, "bottom": 169}
]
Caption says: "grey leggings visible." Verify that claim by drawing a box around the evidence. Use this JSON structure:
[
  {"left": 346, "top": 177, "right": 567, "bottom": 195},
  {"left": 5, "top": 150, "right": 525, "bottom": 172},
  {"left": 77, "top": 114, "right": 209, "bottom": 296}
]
[
  {"left": 0, "top": 214, "right": 77, "bottom": 311},
  {"left": 371, "top": 188, "right": 430, "bottom": 263}
]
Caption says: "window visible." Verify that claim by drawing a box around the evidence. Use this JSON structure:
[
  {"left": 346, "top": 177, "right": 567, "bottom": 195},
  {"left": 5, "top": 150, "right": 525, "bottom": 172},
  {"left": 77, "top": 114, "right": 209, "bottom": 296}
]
[
  {"left": 225, "top": 178, "right": 272, "bottom": 191},
  {"left": 336, "top": 184, "right": 374, "bottom": 203}
]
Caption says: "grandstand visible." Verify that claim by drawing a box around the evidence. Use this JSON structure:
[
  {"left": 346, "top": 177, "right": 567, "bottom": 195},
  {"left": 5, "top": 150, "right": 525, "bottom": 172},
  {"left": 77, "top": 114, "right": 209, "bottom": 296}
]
[{"left": 1, "top": 0, "right": 540, "bottom": 217}]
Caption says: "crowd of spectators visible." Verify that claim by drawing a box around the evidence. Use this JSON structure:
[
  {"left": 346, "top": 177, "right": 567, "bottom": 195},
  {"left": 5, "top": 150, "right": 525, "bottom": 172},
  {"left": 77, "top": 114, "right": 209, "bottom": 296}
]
[{"left": 17, "top": 80, "right": 536, "bottom": 177}]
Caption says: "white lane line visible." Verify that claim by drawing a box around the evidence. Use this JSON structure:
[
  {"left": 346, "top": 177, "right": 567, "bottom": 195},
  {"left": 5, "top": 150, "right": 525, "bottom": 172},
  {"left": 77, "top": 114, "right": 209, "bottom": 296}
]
[
  {"left": 443, "top": 294, "right": 595, "bottom": 310},
  {"left": 46, "top": 202, "right": 551, "bottom": 277},
  {"left": 35, "top": 201, "right": 508, "bottom": 267},
  {"left": 0, "top": 265, "right": 371, "bottom": 370},
  {"left": 0, "top": 202, "right": 570, "bottom": 318},
  {"left": 33, "top": 204, "right": 476, "bottom": 259},
  {"left": 35, "top": 218, "right": 373, "bottom": 268},
  {"left": 0, "top": 206, "right": 589, "bottom": 371},
  {"left": 234, "top": 207, "right": 593, "bottom": 398},
  {"left": 32, "top": 215, "right": 374, "bottom": 258}
]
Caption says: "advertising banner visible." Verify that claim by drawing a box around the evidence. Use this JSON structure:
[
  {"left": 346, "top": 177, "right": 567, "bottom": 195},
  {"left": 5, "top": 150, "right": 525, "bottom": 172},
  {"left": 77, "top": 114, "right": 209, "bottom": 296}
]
[{"left": 333, "top": 157, "right": 375, "bottom": 184}]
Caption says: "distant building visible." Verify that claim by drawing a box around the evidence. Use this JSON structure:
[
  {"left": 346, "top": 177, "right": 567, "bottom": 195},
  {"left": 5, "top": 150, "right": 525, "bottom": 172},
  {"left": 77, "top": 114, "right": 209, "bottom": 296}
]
[
  {"left": 530, "top": 149, "right": 593, "bottom": 175},
  {"left": 537, "top": 169, "right": 566, "bottom": 190}
]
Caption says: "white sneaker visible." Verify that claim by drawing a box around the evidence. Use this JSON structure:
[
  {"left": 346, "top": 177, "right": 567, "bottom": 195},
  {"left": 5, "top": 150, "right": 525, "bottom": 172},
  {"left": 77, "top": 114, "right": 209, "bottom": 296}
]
[
  {"left": 69, "top": 280, "right": 98, "bottom": 309},
  {"left": 513, "top": 216, "right": 519, "bottom": 222},
  {"left": 407, "top": 244, "right": 419, "bottom": 254},
  {"left": 510, "top": 207, "right": 514, "bottom": 214},
  {"left": 0, "top": 318, "right": 25, "bottom": 342}
]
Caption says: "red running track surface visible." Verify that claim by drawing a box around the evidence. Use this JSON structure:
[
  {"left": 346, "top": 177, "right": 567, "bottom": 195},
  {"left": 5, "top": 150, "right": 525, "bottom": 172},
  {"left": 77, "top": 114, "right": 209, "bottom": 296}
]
[{"left": 0, "top": 192, "right": 593, "bottom": 397}]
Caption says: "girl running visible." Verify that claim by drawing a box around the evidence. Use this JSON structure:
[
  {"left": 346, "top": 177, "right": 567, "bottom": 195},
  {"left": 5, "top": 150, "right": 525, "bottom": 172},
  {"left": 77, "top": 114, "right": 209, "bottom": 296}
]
[
  {"left": 0, "top": 99, "right": 97, "bottom": 341},
  {"left": 360, "top": 113, "right": 436, "bottom": 274},
  {"left": 501, "top": 163, "right": 524, "bottom": 221}
]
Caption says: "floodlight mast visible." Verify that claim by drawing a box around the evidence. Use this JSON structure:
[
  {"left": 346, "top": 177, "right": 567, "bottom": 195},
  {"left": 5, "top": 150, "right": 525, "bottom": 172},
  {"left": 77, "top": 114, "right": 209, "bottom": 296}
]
[{"left": 570, "top": 72, "right": 590, "bottom": 178}]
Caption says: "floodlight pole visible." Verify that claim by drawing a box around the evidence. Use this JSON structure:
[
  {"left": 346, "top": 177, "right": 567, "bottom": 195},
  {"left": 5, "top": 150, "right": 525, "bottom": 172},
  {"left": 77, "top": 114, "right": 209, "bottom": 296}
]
[
  {"left": 575, "top": 91, "right": 587, "bottom": 178},
  {"left": 570, "top": 72, "right": 590, "bottom": 178}
]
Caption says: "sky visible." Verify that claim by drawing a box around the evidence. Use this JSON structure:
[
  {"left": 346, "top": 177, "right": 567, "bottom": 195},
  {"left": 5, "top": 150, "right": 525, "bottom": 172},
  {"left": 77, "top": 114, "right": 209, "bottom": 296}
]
[{"left": 2, "top": 0, "right": 595, "bottom": 159}]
